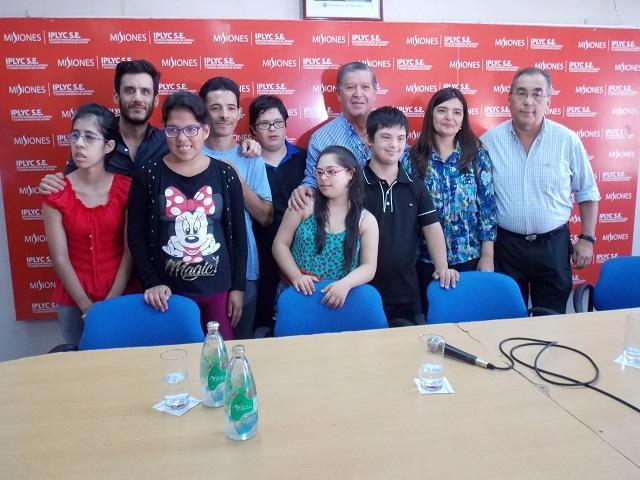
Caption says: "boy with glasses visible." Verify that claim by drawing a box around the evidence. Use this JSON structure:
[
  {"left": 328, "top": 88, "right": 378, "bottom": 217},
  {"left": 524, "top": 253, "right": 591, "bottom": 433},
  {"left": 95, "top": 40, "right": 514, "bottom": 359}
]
[{"left": 248, "top": 95, "right": 306, "bottom": 333}]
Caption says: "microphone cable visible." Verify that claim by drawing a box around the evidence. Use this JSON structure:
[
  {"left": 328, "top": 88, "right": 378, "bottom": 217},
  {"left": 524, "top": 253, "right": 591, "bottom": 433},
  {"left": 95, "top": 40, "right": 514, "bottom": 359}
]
[{"left": 488, "top": 337, "right": 640, "bottom": 414}]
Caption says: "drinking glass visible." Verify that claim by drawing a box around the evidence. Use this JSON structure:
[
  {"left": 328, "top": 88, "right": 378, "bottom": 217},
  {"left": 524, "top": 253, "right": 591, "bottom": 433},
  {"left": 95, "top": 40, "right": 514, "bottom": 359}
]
[
  {"left": 419, "top": 334, "right": 445, "bottom": 391},
  {"left": 161, "top": 349, "right": 189, "bottom": 409},
  {"left": 622, "top": 311, "right": 640, "bottom": 368}
]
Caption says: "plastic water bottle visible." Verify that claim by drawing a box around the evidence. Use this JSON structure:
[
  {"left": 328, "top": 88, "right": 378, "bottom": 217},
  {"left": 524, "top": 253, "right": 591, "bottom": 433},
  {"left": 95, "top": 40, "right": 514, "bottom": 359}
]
[
  {"left": 224, "top": 345, "right": 258, "bottom": 440},
  {"left": 199, "top": 321, "right": 228, "bottom": 407}
]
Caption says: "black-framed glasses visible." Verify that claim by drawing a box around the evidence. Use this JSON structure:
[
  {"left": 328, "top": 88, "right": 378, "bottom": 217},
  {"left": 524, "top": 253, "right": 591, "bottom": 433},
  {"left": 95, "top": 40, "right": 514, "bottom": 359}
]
[
  {"left": 69, "top": 132, "right": 107, "bottom": 145},
  {"left": 254, "top": 119, "right": 286, "bottom": 131},
  {"left": 164, "top": 124, "right": 203, "bottom": 138}
]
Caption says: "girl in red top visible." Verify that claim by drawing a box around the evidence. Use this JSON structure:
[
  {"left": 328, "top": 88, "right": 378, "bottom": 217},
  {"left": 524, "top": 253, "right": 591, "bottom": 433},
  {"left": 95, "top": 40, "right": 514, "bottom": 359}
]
[{"left": 43, "top": 103, "right": 132, "bottom": 344}]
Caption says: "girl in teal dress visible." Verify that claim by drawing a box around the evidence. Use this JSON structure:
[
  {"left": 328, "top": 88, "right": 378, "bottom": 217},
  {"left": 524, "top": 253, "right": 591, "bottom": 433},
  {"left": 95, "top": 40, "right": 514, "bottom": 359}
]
[{"left": 272, "top": 145, "right": 378, "bottom": 309}]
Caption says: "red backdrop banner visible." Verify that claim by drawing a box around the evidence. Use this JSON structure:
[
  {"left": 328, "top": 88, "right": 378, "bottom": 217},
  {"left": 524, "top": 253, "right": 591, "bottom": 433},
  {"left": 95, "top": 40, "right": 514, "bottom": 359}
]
[{"left": 1, "top": 18, "right": 638, "bottom": 320}]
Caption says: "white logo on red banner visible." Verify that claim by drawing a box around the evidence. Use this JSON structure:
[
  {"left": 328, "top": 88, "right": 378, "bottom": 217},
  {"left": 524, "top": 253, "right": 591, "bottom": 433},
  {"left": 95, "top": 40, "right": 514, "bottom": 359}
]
[
  {"left": 48, "top": 31, "right": 90, "bottom": 44},
  {"left": 3, "top": 31, "right": 43, "bottom": 43},
  {"left": 212, "top": 32, "right": 249, "bottom": 44},
  {"left": 5, "top": 57, "right": 47, "bottom": 70},
  {"left": 153, "top": 32, "right": 193, "bottom": 45}
]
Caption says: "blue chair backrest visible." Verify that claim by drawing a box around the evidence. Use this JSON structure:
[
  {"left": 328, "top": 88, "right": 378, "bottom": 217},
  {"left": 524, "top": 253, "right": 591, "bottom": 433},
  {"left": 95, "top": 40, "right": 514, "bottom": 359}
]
[
  {"left": 593, "top": 256, "right": 640, "bottom": 311},
  {"left": 274, "top": 280, "right": 388, "bottom": 336},
  {"left": 427, "top": 271, "right": 528, "bottom": 324},
  {"left": 78, "top": 294, "right": 204, "bottom": 350}
]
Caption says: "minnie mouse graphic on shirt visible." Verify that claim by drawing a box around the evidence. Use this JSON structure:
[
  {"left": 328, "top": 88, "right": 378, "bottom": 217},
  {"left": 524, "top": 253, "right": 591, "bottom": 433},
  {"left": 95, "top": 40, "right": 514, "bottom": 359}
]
[{"left": 162, "top": 186, "right": 221, "bottom": 264}]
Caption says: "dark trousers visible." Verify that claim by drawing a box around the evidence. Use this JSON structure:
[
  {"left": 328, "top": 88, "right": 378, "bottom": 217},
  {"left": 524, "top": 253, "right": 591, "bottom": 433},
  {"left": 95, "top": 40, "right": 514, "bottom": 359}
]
[
  {"left": 384, "top": 301, "right": 424, "bottom": 328},
  {"left": 495, "top": 224, "right": 572, "bottom": 314},
  {"left": 417, "top": 257, "right": 480, "bottom": 317}
]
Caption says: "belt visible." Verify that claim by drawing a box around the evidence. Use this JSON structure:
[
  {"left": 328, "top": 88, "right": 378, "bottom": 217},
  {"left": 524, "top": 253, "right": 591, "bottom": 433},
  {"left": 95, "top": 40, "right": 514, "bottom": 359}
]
[{"left": 498, "top": 224, "right": 567, "bottom": 242}]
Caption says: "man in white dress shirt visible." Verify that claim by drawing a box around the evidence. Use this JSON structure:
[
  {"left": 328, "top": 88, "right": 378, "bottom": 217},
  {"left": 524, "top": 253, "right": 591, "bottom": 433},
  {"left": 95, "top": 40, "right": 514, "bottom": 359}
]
[{"left": 481, "top": 67, "right": 600, "bottom": 313}]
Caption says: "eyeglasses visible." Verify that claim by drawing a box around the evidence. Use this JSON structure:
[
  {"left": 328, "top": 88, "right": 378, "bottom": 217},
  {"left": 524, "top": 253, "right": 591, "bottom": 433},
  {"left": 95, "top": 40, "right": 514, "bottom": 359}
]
[
  {"left": 69, "top": 132, "right": 107, "bottom": 145},
  {"left": 316, "top": 168, "right": 350, "bottom": 178},
  {"left": 164, "top": 124, "right": 203, "bottom": 138},
  {"left": 512, "top": 90, "right": 548, "bottom": 102},
  {"left": 254, "top": 119, "right": 286, "bottom": 131}
]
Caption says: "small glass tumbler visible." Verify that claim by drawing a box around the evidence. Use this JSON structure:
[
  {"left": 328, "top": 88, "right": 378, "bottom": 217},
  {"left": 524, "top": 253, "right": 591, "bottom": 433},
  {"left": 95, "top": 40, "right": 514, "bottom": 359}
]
[
  {"left": 622, "top": 311, "right": 640, "bottom": 368},
  {"left": 419, "top": 334, "right": 445, "bottom": 391},
  {"left": 161, "top": 348, "right": 189, "bottom": 409}
]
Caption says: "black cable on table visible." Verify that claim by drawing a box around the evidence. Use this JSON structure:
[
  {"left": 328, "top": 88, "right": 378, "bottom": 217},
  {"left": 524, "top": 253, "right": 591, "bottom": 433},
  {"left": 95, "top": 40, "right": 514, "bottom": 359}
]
[{"left": 488, "top": 337, "right": 640, "bottom": 414}]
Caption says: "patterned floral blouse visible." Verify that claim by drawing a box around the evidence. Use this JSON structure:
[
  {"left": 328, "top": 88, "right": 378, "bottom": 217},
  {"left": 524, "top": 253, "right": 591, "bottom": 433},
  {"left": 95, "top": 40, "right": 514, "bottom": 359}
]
[{"left": 403, "top": 143, "right": 497, "bottom": 265}]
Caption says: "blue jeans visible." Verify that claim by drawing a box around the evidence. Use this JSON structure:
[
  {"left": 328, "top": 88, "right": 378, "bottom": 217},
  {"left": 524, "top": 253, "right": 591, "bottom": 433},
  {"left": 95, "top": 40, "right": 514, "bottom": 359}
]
[{"left": 57, "top": 305, "right": 84, "bottom": 345}]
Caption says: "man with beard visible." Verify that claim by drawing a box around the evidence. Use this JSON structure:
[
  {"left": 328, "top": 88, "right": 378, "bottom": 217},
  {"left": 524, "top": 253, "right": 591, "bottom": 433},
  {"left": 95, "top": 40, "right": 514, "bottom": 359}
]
[
  {"left": 39, "top": 60, "right": 261, "bottom": 189},
  {"left": 43, "top": 59, "right": 167, "bottom": 182}
]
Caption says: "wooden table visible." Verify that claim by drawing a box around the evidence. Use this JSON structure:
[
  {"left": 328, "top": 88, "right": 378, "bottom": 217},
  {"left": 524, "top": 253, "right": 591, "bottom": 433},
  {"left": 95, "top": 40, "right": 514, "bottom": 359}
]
[{"left": 2, "top": 310, "right": 639, "bottom": 479}]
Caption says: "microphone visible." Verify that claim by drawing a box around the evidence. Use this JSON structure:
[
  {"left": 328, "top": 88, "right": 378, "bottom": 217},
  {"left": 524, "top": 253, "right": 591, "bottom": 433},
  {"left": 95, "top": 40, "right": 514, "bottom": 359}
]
[{"left": 444, "top": 343, "right": 495, "bottom": 370}]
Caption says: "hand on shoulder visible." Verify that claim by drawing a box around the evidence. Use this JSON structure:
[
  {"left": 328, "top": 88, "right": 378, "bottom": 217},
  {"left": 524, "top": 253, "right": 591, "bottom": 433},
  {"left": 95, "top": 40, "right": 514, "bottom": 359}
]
[{"left": 39, "top": 172, "right": 66, "bottom": 195}]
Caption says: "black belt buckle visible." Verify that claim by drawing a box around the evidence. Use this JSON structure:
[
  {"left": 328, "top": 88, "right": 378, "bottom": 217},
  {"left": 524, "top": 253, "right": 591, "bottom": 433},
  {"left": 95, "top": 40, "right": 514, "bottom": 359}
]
[{"left": 524, "top": 234, "right": 538, "bottom": 241}]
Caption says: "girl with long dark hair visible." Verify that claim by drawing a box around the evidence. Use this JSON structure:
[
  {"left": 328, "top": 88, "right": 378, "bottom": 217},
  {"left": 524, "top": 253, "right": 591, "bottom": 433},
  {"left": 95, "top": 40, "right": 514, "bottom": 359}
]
[
  {"left": 43, "top": 103, "right": 132, "bottom": 344},
  {"left": 272, "top": 145, "right": 378, "bottom": 309},
  {"left": 406, "top": 87, "right": 497, "bottom": 314}
]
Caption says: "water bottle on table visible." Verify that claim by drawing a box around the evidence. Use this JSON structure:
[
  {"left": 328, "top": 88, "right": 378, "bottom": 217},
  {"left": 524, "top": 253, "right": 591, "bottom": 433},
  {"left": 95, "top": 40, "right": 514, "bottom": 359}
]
[
  {"left": 224, "top": 345, "right": 258, "bottom": 440},
  {"left": 200, "top": 321, "right": 229, "bottom": 407}
]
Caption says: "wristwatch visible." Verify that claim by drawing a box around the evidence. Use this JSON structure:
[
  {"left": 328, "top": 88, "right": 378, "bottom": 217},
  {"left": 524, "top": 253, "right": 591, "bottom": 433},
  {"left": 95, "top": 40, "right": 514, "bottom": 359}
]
[{"left": 578, "top": 234, "right": 596, "bottom": 244}]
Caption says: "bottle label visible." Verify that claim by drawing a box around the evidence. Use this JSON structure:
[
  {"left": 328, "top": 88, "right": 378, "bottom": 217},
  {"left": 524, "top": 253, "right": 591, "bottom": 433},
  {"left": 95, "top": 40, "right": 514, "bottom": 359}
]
[
  {"left": 230, "top": 392, "right": 254, "bottom": 421},
  {"left": 207, "top": 364, "right": 226, "bottom": 391}
]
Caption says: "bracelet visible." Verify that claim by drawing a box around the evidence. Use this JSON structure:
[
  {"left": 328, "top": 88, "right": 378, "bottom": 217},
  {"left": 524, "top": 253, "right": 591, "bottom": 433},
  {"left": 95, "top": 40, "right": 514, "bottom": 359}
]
[{"left": 578, "top": 234, "right": 596, "bottom": 244}]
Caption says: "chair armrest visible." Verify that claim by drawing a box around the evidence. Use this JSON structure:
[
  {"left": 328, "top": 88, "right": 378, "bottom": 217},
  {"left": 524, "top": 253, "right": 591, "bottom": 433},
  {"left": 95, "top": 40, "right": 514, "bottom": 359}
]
[
  {"left": 527, "top": 307, "right": 561, "bottom": 317},
  {"left": 572, "top": 284, "right": 594, "bottom": 313},
  {"left": 48, "top": 343, "right": 78, "bottom": 353}
]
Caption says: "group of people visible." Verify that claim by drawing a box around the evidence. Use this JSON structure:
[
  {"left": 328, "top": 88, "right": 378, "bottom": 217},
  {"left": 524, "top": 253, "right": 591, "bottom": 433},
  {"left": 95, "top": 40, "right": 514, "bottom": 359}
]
[{"left": 39, "top": 58, "right": 600, "bottom": 344}]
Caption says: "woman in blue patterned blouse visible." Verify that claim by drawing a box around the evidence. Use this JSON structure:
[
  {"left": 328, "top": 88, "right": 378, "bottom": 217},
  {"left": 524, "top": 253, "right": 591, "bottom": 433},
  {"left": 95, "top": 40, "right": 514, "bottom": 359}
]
[{"left": 406, "top": 87, "right": 497, "bottom": 315}]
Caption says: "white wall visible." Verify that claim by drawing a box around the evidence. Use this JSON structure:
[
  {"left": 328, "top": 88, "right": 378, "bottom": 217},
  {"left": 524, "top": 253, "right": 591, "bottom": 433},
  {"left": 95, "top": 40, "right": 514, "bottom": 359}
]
[
  {"left": 3, "top": 0, "right": 640, "bottom": 25},
  {"left": 1, "top": 0, "right": 639, "bottom": 361}
]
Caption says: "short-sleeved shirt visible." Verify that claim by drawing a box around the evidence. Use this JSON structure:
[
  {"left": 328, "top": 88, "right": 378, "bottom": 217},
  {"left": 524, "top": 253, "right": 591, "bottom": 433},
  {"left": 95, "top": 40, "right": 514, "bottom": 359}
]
[
  {"left": 202, "top": 144, "right": 272, "bottom": 281},
  {"left": 65, "top": 123, "right": 168, "bottom": 177},
  {"left": 363, "top": 163, "right": 439, "bottom": 306},
  {"left": 43, "top": 174, "right": 131, "bottom": 306},
  {"left": 156, "top": 161, "right": 231, "bottom": 296}
]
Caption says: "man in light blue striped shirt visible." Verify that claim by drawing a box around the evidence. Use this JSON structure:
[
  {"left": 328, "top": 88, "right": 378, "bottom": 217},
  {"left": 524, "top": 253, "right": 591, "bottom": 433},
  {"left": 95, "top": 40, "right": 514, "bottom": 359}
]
[
  {"left": 481, "top": 67, "right": 600, "bottom": 313},
  {"left": 290, "top": 61, "right": 409, "bottom": 209}
]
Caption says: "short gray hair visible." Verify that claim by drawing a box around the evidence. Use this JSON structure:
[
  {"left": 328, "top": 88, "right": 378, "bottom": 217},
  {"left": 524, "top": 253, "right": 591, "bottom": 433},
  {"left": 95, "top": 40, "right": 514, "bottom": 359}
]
[
  {"left": 510, "top": 67, "right": 552, "bottom": 95},
  {"left": 336, "top": 61, "right": 378, "bottom": 92}
]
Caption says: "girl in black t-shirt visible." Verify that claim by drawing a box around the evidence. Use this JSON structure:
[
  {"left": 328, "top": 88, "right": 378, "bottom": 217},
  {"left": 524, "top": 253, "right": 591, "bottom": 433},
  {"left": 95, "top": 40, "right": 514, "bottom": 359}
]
[{"left": 128, "top": 92, "right": 247, "bottom": 339}]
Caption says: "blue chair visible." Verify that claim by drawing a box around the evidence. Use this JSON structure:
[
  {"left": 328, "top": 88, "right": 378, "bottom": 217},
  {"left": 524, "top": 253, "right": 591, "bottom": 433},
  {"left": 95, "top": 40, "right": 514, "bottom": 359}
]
[
  {"left": 77, "top": 294, "right": 204, "bottom": 350},
  {"left": 427, "top": 271, "right": 557, "bottom": 324},
  {"left": 274, "top": 280, "right": 388, "bottom": 336},
  {"left": 574, "top": 256, "right": 640, "bottom": 312}
]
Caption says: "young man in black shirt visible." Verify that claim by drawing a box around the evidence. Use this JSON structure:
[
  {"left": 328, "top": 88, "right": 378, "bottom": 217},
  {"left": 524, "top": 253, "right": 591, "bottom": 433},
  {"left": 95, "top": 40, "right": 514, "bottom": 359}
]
[{"left": 363, "top": 107, "right": 458, "bottom": 326}]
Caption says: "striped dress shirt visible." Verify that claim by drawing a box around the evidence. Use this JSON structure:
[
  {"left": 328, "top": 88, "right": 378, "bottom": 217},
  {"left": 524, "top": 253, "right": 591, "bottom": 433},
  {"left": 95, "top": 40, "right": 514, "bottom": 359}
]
[
  {"left": 301, "top": 113, "right": 409, "bottom": 189},
  {"left": 302, "top": 114, "right": 370, "bottom": 188},
  {"left": 480, "top": 119, "right": 600, "bottom": 235}
]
